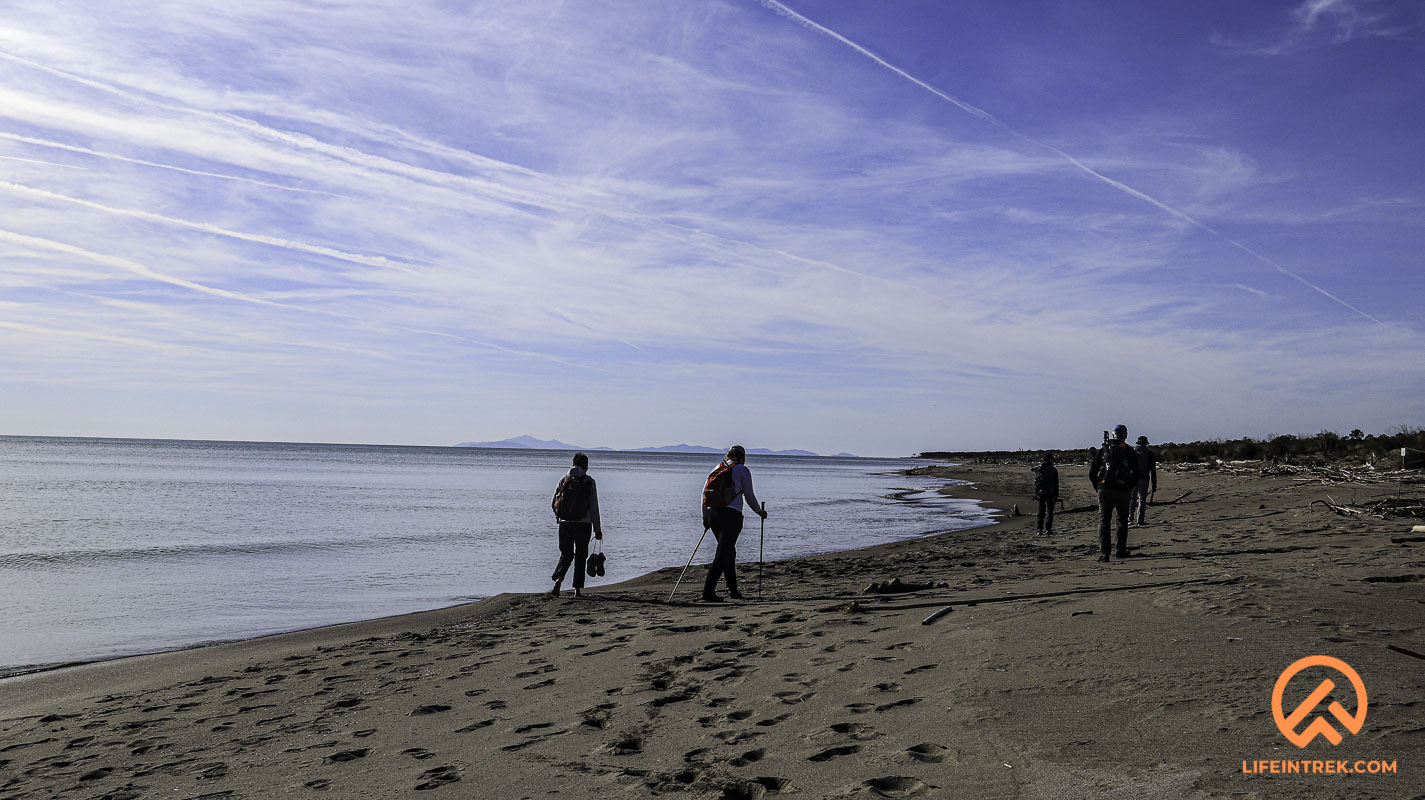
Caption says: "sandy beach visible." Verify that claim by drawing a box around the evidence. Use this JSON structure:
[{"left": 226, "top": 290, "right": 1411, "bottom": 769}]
[{"left": 1, "top": 462, "right": 1420, "bottom": 799}]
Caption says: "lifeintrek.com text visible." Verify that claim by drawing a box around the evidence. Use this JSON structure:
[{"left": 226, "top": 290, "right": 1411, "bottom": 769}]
[{"left": 1242, "top": 760, "right": 1397, "bottom": 776}]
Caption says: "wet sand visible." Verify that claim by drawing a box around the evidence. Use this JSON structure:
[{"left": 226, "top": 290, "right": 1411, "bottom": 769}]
[{"left": 1, "top": 463, "right": 1420, "bottom": 799}]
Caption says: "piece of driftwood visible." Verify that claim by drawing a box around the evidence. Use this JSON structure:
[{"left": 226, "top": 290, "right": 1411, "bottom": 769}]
[
  {"left": 864, "top": 578, "right": 948, "bottom": 594},
  {"left": 1314, "top": 495, "right": 1425, "bottom": 519}
]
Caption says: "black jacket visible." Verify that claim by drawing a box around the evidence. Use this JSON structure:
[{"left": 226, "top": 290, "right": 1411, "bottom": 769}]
[
  {"left": 1090, "top": 442, "right": 1140, "bottom": 491},
  {"left": 1033, "top": 464, "right": 1059, "bottom": 500}
]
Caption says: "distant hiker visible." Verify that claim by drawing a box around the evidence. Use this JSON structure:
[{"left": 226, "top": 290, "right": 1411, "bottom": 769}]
[
  {"left": 1033, "top": 452, "right": 1059, "bottom": 535},
  {"left": 550, "top": 452, "right": 603, "bottom": 598},
  {"left": 1090, "top": 425, "right": 1140, "bottom": 562},
  {"left": 700, "top": 445, "right": 766, "bottom": 602},
  {"left": 1130, "top": 435, "right": 1159, "bottom": 526}
]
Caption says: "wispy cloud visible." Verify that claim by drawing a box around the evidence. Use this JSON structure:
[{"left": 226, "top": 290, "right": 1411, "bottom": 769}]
[
  {"left": 0, "top": 0, "right": 1418, "bottom": 453},
  {"left": 1212, "top": 0, "right": 1410, "bottom": 56}
]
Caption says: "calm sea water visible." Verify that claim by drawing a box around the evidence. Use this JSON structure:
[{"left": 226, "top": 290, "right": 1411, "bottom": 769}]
[{"left": 0, "top": 436, "right": 984, "bottom": 674}]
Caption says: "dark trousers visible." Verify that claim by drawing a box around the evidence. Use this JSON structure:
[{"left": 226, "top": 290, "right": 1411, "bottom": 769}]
[
  {"left": 1130, "top": 479, "right": 1151, "bottom": 524},
  {"left": 702, "top": 507, "right": 744, "bottom": 597},
  {"left": 1098, "top": 488, "right": 1131, "bottom": 556},
  {"left": 553, "top": 521, "right": 592, "bottom": 589},
  {"left": 1037, "top": 497, "right": 1055, "bottom": 532}
]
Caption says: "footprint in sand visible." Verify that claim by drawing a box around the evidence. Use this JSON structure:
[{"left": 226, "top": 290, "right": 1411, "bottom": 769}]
[
  {"left": 729, "top": 747, "right": 766, "bottom": 767},
  {"left": 414, "top": 765, "right": 461, "bottom": 790},
  {"left": 902, "top": 664, "right": 938, "bottom": 675},
  {"left": 828, "top": 722, "right": 881, "bottom": 741},
  {"left": 403, "top": 748, "right": 435, "bottom": 760},
  {"left": 755, "top": 713, "right": 792, "bottom": 728},
  {"left": 325, "top": 748, "right": 368, "bottom": 763},
  {"left": 808, "top": 744, "right": 859, "bottom": 762},
  {"left": 410, "top": 704, "right": 451, "bottom": 716},
  {"left": 773, "top": 691, "right": 815, "bottom": 705},
  {"left": 863, "top": 776, "right": 935, "bottom": 798},
  {"left": 755, "top": 776, "right": 793, "bottom": 792},
  {"left": 904, "top": 743, "right": 948, "bottom": 763},
  {"left": 606, "top": 734, "right": 644, "bottom": 755},
  {"left": 874, "top": 698, "right": 922, "bottom": 713}
]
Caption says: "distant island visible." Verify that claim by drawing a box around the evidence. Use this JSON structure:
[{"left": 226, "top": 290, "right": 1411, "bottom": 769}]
[{"left": 456, "top": 435, "right": 852, "bottom": 458}]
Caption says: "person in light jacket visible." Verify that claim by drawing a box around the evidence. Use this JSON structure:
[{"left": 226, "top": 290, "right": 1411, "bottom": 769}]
[{"left": 701, "top": 445, "right": 767, "bottom": 602}]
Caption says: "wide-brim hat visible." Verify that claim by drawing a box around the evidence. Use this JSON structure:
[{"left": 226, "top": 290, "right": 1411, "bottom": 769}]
[{"left": 1136, "top": 436, "right": 1148, "bottom": 444}]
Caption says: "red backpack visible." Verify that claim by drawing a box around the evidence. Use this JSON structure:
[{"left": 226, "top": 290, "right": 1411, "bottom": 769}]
[
  {"left": 702, "top": 461, "right": 737, "bottom": 508},
  {"left": 552, "top": 474, "right": 592, "bottom": 520}
]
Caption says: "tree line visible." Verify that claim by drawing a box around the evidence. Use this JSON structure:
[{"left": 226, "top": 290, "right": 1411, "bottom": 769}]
[{"left": 920, "top": 425, "right": 1425, "bottom": 468}]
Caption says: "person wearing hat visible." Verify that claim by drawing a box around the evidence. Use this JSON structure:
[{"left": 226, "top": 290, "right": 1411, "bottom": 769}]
[
  {"left": 1130, "top": 435, "right": 1159, "bottom": 526},
  {"left": 1033, "top": 451, "right": 1060, "bottom": 535},
  {"left": 1089, "top": 424, "right": 1141, "bottom": 562},
  {"left": 701, "top": 444, "right": 767, "bottom": 602}
]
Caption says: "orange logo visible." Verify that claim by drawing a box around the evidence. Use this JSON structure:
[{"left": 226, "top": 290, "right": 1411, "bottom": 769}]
[{"left": 1272, "top": 655, "right": 1368, "bottom": 748}]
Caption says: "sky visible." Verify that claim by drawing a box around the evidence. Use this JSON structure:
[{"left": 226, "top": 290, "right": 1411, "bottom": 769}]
[{"left": 1, "top": 0, "right": 1422, "bottom": 457}]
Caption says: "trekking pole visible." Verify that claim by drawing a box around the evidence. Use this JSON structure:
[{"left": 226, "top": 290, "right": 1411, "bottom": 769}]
[
  {"left": 668, "top": 526, "right": 710, "bottom": 603},
  {"left": 758, "top": 502, "right": 766, "bottom": 601}
]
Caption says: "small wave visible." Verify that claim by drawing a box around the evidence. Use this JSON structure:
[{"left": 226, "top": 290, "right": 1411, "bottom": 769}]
[{"left": 0, "top": 527, "right": 481, "bottom": 571}]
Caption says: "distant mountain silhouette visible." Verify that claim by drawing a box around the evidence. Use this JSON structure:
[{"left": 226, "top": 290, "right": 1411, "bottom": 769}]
[
  {"left": 456, "top": 436, "right": 850, "bottom": 457},
  {"left": 455, "top": 435, "right": 582, "bottom": 450}
]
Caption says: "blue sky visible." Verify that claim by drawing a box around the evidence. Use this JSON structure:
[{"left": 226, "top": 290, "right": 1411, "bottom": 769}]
[{"left": 1, "top": 0, "right": 1421, "bottom": 457}]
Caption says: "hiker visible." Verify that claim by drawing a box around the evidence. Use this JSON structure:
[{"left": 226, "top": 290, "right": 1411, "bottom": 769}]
[
  {"left": 1089, "top": 425, "right": 1140, "bottom": 562},
  {"left": 700, "top": 445, "right": 766, "bottom": 602},
  {"left": 1033, "top": 452, "right": 1059, "bottom": 535},
  {"left": 549, "top": 452, "right": 603, "bottom": 598},
  {"left": 1129, "top": 435, "right": 1159, "bottom": 526}
]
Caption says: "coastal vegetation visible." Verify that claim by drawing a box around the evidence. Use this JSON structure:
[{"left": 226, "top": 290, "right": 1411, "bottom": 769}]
[{"left": 921, "top": 425, "right": 1425, "bottom": 468}]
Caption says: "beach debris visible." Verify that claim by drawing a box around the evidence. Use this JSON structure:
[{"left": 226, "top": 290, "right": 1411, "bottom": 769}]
[
  {"left": 920, "top": 605, "right": 954, "bottom": 625},
  {"left": 864, "top": 577, "right": 948, "bottom": 594},
  {"left": 1413, "top": 525, "right": 1425, "bottom": 533},
  {"left": 1314, "top": 496, "right": 1425, "bottom": 520},
  {"left": 1387, "top": 644, "right": 1425, "bottom": 661}
]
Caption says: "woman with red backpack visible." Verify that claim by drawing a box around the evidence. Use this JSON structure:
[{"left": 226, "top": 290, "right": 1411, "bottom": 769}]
[{"left": 700, "top": 445, "right": 767, "bottom": 602}]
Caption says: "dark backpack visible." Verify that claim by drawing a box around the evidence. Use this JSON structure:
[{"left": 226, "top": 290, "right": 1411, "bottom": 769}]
[
  {"left": 1034, "top": 465, "right": 1057, "bottom": 498},
  {"left": 1100, "top": 444, "right": 1138, "bottom": 486},
  {"left": 552, "top": 474, "right": 591, "bottom": 520},
  {"left": 702, "top": 461, "right": 737, "bottom": 508}
]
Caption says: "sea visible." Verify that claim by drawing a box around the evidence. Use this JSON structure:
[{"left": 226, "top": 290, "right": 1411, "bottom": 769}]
[{"left": 0, "top": 436, "right": 987, "bottom": 675}]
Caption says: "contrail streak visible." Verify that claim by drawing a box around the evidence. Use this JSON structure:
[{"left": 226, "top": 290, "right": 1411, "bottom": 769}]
[
  {"left": 756, "top": 0, "right": 1384, "bottom": 325},
  {"left": 0, "top": 228, "right": 283, "bottom": 307},
  {"left": 0, "top": 180, "right": 422, "bottom": 274},
  {"left": 0, "top": 153, "right": 86, "bottom": 169},
  {"left": 0, "top": 131, "right": 335, "bottom": 195}
]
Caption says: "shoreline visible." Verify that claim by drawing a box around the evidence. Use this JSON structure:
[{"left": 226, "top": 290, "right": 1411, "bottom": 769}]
[
  {"left": 0, "top": 462, "right": 993, "bottom": 683},
  {"left": 3, "top": 462, "right": 1417, "bottom": 798}
]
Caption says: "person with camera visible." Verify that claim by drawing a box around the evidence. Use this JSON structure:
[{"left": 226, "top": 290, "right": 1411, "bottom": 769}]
[
  {"left": 1090, "top": 425, "right": 1140, "bottom": 562},
  {"left": 550, "top": 452, "right": 604, "bottom": 598}
]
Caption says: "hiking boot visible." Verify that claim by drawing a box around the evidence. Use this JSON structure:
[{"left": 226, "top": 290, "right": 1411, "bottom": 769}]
[
  {"left": 1035, "top": 528, "right": 1045, "bottom": 536},
  {"left": 1096, "top": 554, "right": 1110, "bottom": 563},
  {"left": 701, "top": 594, "right": 724, "bottom": 603},
  {"left": 549, "top": 580, "right": 562, "bottom": 597},
  {"left": 574, "top": 588, "right": 584, "bottom": 598},
  {"left": 728, "top": 591, "right": 744, "bottom": 600},
  {"left": 1116, "top": 550, "right": 1131, "bottom": 559}
]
